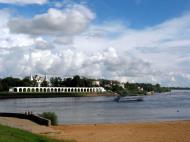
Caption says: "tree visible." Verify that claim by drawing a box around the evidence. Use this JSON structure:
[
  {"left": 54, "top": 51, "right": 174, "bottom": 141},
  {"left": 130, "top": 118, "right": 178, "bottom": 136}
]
[
  {"left": 1, "top": 77, "right": 23, "bottom": 91},
  {"left": 22, "top": 77, "right": 33, "bottom": 87},
  {"left": 112, "top": 85, "right": 124, "bottom": 94},
  {"left": 50, "top": 77, "right": 62, "bottom": 87},
  {"left": 0, "top": 79, "right": 3, "bottom": 91},
  {"left": 72, "top": 75, "right": 81, "bottom": 87},
  {"left": 41, "top": 80, "right": 49, "bottom": 87},
  {"left": 62, "top": 78, "right": 72, "bottom": 87}
]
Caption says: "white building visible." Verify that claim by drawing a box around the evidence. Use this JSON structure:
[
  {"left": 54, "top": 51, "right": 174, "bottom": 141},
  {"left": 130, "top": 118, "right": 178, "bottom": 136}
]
[
  {"left": 9, "top": 87, "right": 106, "bottom": 93},
  {"left": 92, "top": 80, "right": 100, "bottom": 86},
  {"left": 30, "top": 75, "right": 47, "bottom": 87}
]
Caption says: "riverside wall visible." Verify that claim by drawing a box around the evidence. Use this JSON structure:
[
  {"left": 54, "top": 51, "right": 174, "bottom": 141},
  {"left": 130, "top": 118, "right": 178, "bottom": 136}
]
[
  {"left": 0, "top": 92, "right": 117, "bottom": 99},
  {"left": 0, "top": 112, "right": 51, "bottom": 126}
]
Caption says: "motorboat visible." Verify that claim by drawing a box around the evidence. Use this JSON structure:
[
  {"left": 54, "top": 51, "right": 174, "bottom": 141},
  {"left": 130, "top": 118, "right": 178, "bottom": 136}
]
[{"left": 114, "top": 95, "right": 143, "bottom": 102}]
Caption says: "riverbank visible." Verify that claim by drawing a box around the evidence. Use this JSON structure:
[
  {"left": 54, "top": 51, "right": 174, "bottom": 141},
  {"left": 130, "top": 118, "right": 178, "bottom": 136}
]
[
  {"left": 0, "top": 92, "right": 117, "bottom": 99},
  {"left": 0, "top": 117, "right": 55, "bottom": 134},
  {"left": 49, "top": 121, "right": 190, "bottom": 142},
  {"left": 0, "top": 117, "right": 189, "bottom": 142},
  {"left": 0, "top": 124, "right": 74, "bottom": 142}
]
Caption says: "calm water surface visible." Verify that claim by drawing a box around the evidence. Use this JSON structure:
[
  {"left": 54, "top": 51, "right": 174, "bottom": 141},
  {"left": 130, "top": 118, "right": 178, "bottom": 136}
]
[{"left": 0, "top": 90, "right": 189, "bottom": 124}]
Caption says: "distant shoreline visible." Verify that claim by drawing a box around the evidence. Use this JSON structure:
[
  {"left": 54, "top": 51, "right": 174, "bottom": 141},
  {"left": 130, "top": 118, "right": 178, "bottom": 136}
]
[{"left": 0, "top": 92, "right": 118, "bottom": 99}]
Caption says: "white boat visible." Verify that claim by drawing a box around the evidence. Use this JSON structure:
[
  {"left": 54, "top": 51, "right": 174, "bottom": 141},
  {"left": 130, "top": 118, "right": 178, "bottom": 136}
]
[{"left": 114, "top": 96, "right": 143, "bottom": 102}]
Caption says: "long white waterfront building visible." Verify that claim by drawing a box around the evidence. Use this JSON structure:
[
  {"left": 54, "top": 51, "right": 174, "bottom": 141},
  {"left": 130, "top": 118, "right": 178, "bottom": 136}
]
[{"left": 9, "top": 87, "right": 106, "bottom": 93}]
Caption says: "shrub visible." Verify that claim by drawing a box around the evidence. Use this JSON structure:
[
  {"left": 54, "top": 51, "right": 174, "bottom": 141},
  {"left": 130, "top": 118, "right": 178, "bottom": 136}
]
[{"left": 40, "top": 112, "right": 58, "bottom": 125}]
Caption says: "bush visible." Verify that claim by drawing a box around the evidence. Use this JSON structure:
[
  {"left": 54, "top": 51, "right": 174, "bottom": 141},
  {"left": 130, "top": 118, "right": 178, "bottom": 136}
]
[{"left": 40, "top": 112, "right": 58, "bottom": 125}]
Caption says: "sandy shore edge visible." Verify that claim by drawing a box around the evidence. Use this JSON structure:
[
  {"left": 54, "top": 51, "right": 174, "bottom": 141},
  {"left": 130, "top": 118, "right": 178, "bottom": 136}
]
[
  {"left": 50, "top": 120, "right": 190, "bottom": 142},
  {"left": 0, "top": 117, "right": 190, "bottom": 142}
]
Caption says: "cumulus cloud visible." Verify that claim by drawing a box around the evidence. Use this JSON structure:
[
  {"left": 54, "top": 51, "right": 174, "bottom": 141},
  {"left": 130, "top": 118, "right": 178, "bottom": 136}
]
[
  {"left": 8, "top": 4, "right": 95, "bottom": 35},
  {"left": 34, "top": 37, "right": 54, "bottom": 50},
  {"left": 0, "top": 0, "right": 47, "bottom": 5},
  {"left": 0, "top": 9, "right": 34, "bottom": 49},
  {"left": 1, "top": 6, "right": 190, "bottom": 87},
  {"left": 67, "top": 13, "right": 190, "bottom": 86}
]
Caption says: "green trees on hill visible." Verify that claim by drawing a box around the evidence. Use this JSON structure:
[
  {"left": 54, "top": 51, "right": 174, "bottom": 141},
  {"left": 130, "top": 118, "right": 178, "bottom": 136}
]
[
  {"left": 0, "top": 76, "right": 36, "bottom": 91},
  {"left": 50, "top": 75, "right": 92, "bottom": 87},
  {"left": 0, "top": 77, "right": 27, "bottom": 91},
  {"left": 50, "top": 77, "right": 62, "bottom": 87},
  {"left": 99, "top": 79, "right": 171, "bottom": 95},
  {"left": 0, "top": 75, "right": 171, "bottom": 94},
  {"left": 0, "top": 75, "right": 94, "bottom": 92}
]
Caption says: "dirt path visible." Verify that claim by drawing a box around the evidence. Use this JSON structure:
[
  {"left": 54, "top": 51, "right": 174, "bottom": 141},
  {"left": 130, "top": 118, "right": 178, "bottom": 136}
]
[
  {"left": 0, "top": 117, "right": 56, "bottom": 134},
  {"left": 50, "top": 121, "right": 190, "bottom": 142}
]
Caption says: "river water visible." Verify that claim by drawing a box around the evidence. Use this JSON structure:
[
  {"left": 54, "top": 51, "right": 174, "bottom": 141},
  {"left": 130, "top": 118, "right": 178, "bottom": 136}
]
[{"left": 0, "top": 90, "right": 189, "bottom": 124}]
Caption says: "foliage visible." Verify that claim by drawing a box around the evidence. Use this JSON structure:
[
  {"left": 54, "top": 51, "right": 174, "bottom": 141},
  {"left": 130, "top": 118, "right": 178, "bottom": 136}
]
[
  {"left": 98, "top": 78, "right": 171, "bottom": 95},
  {"left": 111, "top": 84, "right": 125, "bottom": 94},
  {"left": 50, "top": 77, "right": 62, "bottom": 87},
  {"left": 169, "top": 87, "right": 190, "bottom": 90},
  {"left": 0, "top": 77, "right": 24, "bottom": 91},
  {"left": 0, "top": 76, "right": 39, "bottom": 91},
  {"left": 39, "top": 112, "right": 58, "bottom": 125},
  {"left": 0, "top": 124, "right": 75, "bottom": 142},
  {"left": 50, "top": 75, "right": 92, "bottom": 87},
  {"left": 41, "top": 80, "right": 49, "bottom": 87},
  {"left": 0, "top": 75, "right": 171, "bottom": 95},
  {"left": 22, "top": 77, "right": 34, "bottom": 87}
]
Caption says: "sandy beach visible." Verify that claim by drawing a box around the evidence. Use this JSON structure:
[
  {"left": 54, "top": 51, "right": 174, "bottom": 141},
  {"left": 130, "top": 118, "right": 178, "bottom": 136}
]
[
  {"left": 50, "top": 121, "right": 190, "bottom": 142},
  {"left": 0, "top": 117, "right": 190, "bottom": 142}
]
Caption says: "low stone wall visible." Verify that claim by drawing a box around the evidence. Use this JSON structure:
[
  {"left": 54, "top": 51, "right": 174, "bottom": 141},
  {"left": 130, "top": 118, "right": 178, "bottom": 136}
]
[{"left": 0, "top": 113, "right": 51, "bottom": 126}]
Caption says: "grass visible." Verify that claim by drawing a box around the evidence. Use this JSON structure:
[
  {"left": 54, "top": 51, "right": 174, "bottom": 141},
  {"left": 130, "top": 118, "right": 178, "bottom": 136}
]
[
  {"left": 39, "top": 112, "right": 58, "bottom": 125},
  {"left": 0, "top": 124, "right": 76, "bottom": 142}
]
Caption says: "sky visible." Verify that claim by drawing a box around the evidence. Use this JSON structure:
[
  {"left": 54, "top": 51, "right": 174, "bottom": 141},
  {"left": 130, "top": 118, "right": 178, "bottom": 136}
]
[{"left": 0, "top": 0, "right": 190, "bottom": 87}]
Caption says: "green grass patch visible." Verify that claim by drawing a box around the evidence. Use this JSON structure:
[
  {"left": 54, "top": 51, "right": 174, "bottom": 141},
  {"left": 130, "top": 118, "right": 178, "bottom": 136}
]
[
  {"left": 0, "top": 124, "right": 76, "bottom": 142},
  {"left": 39, "top": 112, "right": 58, "bottom": 125}
]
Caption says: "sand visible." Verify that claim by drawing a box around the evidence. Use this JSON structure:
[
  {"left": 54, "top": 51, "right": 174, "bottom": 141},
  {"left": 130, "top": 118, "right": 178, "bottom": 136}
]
[
  {"left": 0, "top": 117, "right": 190, "bottom": 142},
  {"left": 50, "top": 121, "right": 190, "bottom": 142}
]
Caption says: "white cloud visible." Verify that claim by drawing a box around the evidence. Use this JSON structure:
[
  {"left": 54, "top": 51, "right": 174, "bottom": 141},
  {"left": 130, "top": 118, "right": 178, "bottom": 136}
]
[
  {"left": 34, "top": 37, "right": 54, "bottom": 50},
  {"left": 0, "top": 9, "right": 34, "bottom": 50},
  {"left": 0, "top": 0, "right": 47, "bottom": 5},
  {"left": 1, "top": 7, "right": 190, "bottom": 87},
  {"left": 8, "top": 4, "right": 95, "bottom": 35}
]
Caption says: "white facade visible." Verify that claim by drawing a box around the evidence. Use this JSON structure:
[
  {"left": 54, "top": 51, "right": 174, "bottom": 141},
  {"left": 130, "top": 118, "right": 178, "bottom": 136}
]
[
  {"left": 30, "top": 75, "right": 46, "bottom": 87},
  {"left": 92, "top": 80, "right": 100, "bottom": 86},
  {"left": 9, "top": 87, "right": 106, "bottom": 93}
]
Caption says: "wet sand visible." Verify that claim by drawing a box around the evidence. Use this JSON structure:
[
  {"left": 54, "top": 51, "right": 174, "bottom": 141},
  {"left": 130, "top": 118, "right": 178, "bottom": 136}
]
[{"left": 51, "top": 121, "right": 190, "bottom": 142}]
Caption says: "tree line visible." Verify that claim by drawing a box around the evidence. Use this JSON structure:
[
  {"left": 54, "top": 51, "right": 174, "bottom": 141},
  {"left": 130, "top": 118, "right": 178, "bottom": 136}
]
[
  {"left": 0, "top": 75, "right": 171, "bottom": 94},
  {"left": 0, "top": 75, "right": 94, "bottom": 92}
]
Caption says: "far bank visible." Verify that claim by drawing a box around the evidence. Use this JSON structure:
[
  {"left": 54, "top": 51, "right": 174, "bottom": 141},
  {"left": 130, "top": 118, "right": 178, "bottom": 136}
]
[{"left": 0, "top": 92, "right": 117, "bottom": 99}]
